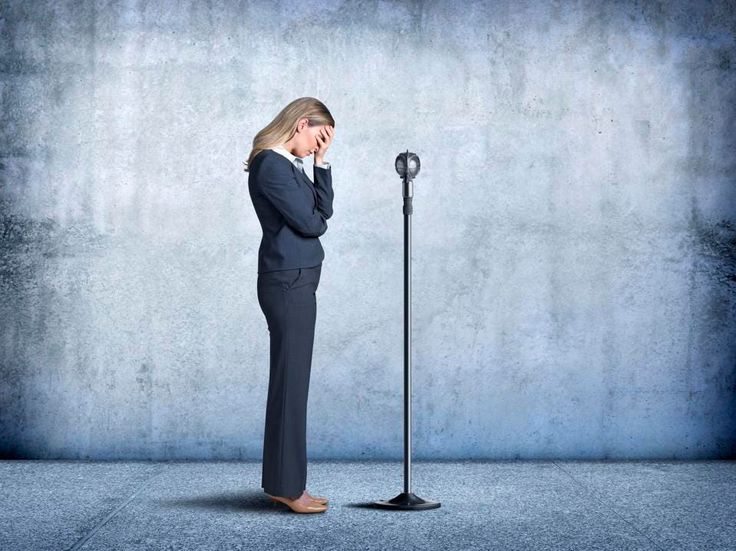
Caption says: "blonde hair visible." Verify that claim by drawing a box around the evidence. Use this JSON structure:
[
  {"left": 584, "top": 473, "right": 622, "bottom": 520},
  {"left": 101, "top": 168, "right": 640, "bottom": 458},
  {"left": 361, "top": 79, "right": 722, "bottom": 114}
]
[{"left": 244, "top": 97, "right": 335, "bottom": 172}]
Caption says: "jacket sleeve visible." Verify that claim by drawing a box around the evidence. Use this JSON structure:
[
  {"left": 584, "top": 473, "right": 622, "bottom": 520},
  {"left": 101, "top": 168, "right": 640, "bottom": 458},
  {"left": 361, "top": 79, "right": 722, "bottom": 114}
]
[
  {"left": 313, "top": 165, "right": 334, "bottom": 220},
  {"left": 258, "top": 156, "right": 328, "bottom": 237}
]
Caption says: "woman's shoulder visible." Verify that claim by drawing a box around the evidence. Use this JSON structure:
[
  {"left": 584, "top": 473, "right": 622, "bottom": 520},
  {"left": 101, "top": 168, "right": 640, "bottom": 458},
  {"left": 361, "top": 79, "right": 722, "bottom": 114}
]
[
  {"left": 249, "top": 150, "right": 294, "bottom": 187},
  {"left": 252, "top": 149, "right": 291, "bottom": 172}
]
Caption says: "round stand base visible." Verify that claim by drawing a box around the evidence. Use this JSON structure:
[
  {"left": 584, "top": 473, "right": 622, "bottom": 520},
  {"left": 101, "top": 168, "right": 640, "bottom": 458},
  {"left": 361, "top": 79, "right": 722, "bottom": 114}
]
[{"left": 373, "top": 492, "right": 441, "bottom": 510}]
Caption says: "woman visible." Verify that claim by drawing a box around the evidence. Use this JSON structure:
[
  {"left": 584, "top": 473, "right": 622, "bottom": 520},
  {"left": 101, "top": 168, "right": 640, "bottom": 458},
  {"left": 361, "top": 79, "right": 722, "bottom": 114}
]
[{"left": 245, "top": 97, "right": 335, "bottom": 514}]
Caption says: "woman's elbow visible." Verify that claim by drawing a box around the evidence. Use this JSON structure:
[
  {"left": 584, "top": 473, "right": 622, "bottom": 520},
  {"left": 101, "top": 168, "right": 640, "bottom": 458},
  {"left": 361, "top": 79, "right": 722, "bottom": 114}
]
[{"left": 296, "top": 219, "right": 328, "bottom": 237}]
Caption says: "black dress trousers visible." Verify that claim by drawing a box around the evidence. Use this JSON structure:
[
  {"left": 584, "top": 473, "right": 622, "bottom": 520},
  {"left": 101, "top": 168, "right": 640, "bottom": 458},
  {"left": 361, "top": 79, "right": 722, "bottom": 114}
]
[{"left": 257, "top": 264, "right": 322, "bottom": 497}]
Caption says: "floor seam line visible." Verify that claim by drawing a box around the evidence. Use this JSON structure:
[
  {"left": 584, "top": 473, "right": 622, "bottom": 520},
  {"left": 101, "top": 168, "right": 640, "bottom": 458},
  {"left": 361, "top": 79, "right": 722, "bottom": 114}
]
[
  {"left": 65, "top": 464, "right": 168, "bottom": 551},
  {"left": 551, "top": 461, "right": 668, "bottom": 551}
]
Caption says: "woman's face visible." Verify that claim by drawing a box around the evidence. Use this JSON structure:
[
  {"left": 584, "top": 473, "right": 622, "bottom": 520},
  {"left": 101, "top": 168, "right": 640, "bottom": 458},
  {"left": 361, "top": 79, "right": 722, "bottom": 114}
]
[{"left": 292, "top": 119, "right": 326, "bottom": 158}]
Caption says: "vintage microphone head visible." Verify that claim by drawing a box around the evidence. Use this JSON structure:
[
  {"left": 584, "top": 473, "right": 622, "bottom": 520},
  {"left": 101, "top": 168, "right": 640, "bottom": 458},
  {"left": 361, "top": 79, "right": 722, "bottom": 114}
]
[{"left": 395, "top": 150, "right": 421, "bottom": 181}]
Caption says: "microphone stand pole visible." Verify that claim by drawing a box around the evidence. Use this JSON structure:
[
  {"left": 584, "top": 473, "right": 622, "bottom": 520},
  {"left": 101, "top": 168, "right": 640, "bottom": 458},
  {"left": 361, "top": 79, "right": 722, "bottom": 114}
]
[{"left": 373, "top": 151, "right": 440, "bottom": 510}]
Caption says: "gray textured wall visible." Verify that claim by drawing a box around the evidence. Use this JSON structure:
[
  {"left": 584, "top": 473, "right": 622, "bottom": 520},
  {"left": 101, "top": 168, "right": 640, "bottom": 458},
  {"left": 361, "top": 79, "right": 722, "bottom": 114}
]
[{"left": 1, "top": 0, "right": 734, "bottom": 460}]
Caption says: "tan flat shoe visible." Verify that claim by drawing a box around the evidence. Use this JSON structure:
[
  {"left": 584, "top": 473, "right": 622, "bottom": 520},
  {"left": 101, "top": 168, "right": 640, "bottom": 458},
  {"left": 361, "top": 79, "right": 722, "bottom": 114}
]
[
  {"left": 306, "top": 493, "right": 329, "bottom": 505},
  {"left": 268, "top": 494, "right": 328, "bottom": 514}
]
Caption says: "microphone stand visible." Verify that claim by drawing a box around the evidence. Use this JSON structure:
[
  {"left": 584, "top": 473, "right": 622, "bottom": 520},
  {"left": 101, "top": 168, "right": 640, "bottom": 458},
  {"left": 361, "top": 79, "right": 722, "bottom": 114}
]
[{"left": 373, "top": 151, "right": 440, "bottom": 510}]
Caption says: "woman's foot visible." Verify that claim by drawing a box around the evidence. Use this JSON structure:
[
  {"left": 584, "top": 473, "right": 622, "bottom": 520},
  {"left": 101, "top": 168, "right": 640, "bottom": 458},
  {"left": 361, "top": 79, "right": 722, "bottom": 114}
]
[
  {"left": 267, "top": 490, "right": 328, "bottom": 513},
  {"left": 304, "top": 490, "right": 329, "bottom": 505}
]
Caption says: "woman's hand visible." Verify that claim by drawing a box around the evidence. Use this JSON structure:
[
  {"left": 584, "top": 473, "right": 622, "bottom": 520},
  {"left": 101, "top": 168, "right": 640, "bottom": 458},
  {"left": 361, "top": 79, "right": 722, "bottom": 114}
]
[{"left": 314, "top": 125, "right": 334, "bottom": 164}]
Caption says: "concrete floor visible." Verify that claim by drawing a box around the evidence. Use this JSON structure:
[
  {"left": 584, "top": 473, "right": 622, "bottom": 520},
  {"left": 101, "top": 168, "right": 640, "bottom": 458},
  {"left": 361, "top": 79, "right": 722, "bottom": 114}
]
[{"left": 0, "top": 460, "right": 734, "bottom": 550}]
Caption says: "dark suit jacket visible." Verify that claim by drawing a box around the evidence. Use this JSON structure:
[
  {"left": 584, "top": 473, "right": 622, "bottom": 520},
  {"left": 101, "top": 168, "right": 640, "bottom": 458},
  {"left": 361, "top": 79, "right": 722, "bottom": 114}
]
[{"left": 248, "top": 149, "right": 334, "bottom": 273}]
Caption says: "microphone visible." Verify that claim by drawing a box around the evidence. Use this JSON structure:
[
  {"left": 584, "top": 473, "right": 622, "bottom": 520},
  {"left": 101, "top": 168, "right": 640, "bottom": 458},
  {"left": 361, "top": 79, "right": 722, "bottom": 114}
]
[
  {"left": 374, "top": 150, "right": 440, "bottom": 511},
  {"left": 395, "top": 150, "right": 421, "bottom": 216}
]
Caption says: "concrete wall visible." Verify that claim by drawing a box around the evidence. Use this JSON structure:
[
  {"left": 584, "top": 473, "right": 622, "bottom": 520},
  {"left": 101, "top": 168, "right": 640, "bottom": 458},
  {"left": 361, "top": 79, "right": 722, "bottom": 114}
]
[{"left": 1, "top": 0, "right": 734, "bottom": 459}]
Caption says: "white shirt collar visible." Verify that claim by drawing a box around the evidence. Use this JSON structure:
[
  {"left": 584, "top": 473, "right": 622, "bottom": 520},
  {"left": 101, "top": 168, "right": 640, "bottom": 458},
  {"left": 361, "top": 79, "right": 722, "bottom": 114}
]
[{"left": 269, "top": 144, "right": 302, "bottom": 164}]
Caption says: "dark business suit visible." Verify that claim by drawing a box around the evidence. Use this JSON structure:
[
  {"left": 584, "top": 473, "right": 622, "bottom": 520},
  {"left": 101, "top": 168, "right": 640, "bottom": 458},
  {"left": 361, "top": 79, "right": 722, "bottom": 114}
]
[{"left": 248, "top": 148, "right": 334, "bottom": 497}]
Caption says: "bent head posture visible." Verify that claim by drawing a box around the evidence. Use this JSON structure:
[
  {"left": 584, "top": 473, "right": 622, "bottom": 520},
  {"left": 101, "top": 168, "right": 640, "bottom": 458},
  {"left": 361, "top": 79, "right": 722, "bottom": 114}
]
[{"left": 245, "top": 96, "right": 335, "bottom": 171}]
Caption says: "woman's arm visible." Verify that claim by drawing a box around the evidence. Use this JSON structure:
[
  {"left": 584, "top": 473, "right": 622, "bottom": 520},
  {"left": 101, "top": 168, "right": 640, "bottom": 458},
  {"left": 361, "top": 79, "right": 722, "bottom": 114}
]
[
  {"left": 313, "top": 165, "right": 334, "bottom": 220},
  {"left": 258, "top": 156, "right": 328, "bottom": 237}
]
